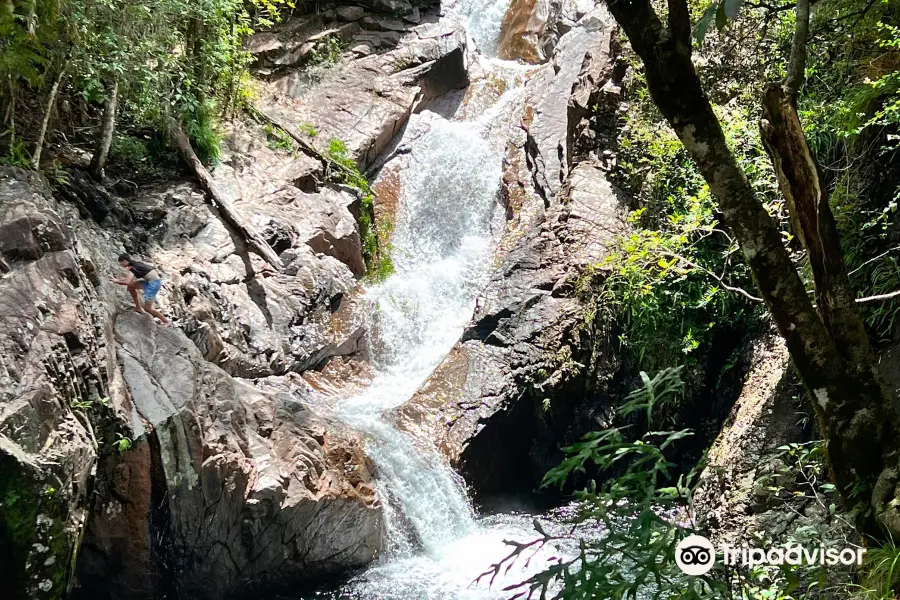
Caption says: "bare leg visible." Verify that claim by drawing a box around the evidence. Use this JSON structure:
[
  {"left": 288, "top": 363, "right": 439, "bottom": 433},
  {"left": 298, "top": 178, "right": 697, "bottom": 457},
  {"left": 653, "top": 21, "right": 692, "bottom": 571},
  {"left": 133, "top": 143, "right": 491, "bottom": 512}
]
[
  {"left": 143, "top": 301, "right": 170, "bottom": 325},
  {"left": 127, "top": 282, "right": 145, "bottom": 313}
]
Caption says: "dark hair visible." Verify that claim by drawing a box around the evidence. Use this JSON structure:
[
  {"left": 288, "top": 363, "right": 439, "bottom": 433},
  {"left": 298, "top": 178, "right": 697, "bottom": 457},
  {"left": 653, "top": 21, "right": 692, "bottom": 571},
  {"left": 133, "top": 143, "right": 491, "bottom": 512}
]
[{"left": 118, "top": 253, "right": 132, "bottom": 263}]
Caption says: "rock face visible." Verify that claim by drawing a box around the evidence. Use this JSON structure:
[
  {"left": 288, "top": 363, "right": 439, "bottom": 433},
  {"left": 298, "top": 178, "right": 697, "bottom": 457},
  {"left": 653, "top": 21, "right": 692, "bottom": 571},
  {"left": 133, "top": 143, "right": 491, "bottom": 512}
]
[
  {"left": 522, "top": 9, "right": 616, "bottom": 202},
  {"left": 150, "top": 121, "right": 369, "bottom": 379},
  {"left": 0, "top": 163, "right": 384, "bottom": 599},
  {"left": 692, "top": 333, "right": 797, "bottom": 540},
  {"left": 690, "top": 333, "right": 860, "bottom": 590},
  {"left": 76, "top": 313, "right": 382, "bottom": 600},
  {"left": 0, "top": 168, "right": 100, "bottom": 600},
  {"left": 391, "top": 8, "right": 627, "bottom": 496},
  {"left": 496, "top": 0, "right": 595, "bottom": 64},
  {"left": 257, "top": 15, "right": 469, "bottom": 169}
]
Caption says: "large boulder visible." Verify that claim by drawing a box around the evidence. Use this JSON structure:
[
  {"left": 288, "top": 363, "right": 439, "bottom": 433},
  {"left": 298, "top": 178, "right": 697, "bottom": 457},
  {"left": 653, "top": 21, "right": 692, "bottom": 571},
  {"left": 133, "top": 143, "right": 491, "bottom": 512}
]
[
  {"left": 257, "top": 16, "right": 469, "bottom": 169},
  {"left": 75, "top": 313, "right": 383, "bottom": 600}
]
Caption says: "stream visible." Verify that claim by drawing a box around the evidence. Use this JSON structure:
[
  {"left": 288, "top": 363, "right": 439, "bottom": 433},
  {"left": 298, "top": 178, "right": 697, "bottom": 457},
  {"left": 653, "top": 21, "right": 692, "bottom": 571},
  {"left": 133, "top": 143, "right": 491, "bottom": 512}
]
[{"left": 299, "top": 3, "right": 572, "bottom": 597}]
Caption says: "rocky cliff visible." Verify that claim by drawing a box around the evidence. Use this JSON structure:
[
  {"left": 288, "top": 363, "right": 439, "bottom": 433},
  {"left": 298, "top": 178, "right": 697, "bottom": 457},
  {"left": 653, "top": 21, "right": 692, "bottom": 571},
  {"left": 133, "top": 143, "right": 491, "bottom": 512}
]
[
  {"left": 0, "top": 2, "right": 475, "bottom": 598},
  {"left": 391, "top": 6, "right": 629, "bottom": 497},
  {"left": 0, "top": 168, "right": 383, "bottom": 600}
]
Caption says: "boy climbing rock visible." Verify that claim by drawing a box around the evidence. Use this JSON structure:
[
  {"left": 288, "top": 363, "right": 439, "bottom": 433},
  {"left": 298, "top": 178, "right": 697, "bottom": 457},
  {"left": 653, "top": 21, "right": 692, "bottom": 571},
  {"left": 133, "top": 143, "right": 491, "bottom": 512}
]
[{"left": 111, "top": 253, "right": 171, "bottom": 325}]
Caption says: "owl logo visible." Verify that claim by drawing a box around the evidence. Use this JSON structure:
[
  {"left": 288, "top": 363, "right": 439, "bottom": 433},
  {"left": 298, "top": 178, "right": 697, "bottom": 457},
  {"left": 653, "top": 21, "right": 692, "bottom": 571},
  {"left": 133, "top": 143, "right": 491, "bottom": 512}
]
[{"left": 675, "top": 535, "right": 715, "bottom": 576}]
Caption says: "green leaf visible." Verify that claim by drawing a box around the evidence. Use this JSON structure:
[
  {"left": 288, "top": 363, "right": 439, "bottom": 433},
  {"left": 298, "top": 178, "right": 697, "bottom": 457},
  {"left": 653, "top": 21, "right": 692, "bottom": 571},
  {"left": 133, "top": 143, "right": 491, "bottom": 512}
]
[
  {"left": 694, "top": 2, "right": 719, "bottom": 44},
  {"left": 715, "top": 0, "right": 728, "bottom": 30}
]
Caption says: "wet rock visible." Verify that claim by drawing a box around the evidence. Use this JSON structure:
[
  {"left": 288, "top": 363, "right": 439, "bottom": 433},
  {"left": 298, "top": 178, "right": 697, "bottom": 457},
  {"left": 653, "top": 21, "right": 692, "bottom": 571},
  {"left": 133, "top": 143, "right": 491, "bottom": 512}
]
[
  {"left": 497, "top": 0, "right": 596, "bottom": 63},
  {"left": 497, "top": 0, "right": 553, "bottom": 63},
  {"left": 393, "top": 160, "right": 628, "bottom": 496}
]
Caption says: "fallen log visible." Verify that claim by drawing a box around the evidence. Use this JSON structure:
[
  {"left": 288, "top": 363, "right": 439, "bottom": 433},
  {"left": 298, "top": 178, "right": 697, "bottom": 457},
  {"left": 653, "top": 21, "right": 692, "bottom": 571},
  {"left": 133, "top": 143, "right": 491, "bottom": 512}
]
[
  {"left": 249, "top": 106, "right": 357, "bottom": 182},
  {"left": 168, "top": 118, "right": 283, "bottom": 270}
]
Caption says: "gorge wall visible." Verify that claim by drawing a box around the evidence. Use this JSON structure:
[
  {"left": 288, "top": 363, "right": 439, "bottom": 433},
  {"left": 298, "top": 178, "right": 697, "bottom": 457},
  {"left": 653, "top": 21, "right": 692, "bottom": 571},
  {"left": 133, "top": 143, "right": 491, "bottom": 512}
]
[
  {"left": 0, "top": 2, "right": 474, "bottom": 598},
  {"left": 0, "top": 0, "right": 806, "bottom": 597}
]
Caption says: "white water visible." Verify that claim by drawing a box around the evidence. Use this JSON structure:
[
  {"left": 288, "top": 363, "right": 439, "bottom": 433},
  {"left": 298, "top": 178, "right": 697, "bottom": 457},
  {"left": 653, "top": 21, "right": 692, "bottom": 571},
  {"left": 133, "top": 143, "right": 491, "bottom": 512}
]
[{"left": 304, "top": 4, "right": 568, "bottom": 598}]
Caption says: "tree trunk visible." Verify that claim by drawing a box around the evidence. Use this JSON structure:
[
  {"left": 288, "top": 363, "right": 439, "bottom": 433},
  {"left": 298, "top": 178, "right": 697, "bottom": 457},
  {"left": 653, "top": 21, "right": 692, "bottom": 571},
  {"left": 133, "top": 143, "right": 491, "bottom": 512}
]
[
  {"left": 31, "top": 65, "right": 66, "bottom": 170},
  {"left": 89, "top": 80, "right": 118, "bottom": 181},
  {"left": 607, "top": 0, "right": 900, "bottom": 537},
  {"left": 760, "top": 86, "right": 884, "bottom": 389},
  {"left": 784, "top": 0, "right": 810, "bottom": 102},
  {"left": 167, "top": 118, "right": 283, "bottom": 270}
]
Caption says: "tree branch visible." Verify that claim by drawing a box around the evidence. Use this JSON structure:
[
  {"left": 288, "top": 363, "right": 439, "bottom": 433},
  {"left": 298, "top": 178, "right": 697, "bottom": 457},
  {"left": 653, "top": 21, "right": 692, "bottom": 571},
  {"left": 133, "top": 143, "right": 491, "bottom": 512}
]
[
  {"left": 667, "top": 0, "right": 692, "bottom": 50},
  {"left": 168, "top": 118, "right": 283, "bottom": 270},
  {"left": 784, "top": 0, "right": 810, "bottom": 101},
  {"left": 856, "top": 290, "right": 900, "bottom": 304},
  {"left": 658, "top": 251, "right": 764, "bottom": 302},
  {"left": 746, "top": 1, "right": 796, "bottom": 13},
  {"left": 848, "top": 246, "right": 900, "bottom": 276}
]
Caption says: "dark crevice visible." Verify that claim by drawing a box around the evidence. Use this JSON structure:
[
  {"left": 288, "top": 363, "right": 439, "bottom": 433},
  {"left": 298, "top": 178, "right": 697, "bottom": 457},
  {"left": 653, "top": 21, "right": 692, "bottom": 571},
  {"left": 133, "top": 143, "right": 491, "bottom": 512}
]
[{"left": 148, "top": 433, "right": 178, "bottom": 600}]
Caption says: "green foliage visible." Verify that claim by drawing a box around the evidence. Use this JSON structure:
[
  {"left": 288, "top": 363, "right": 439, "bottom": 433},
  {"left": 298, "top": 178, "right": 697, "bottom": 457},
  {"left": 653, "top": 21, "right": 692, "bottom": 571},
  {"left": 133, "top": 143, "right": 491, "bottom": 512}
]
[
  {"left": 114, "top": 433, "right": 133, "bottom": 453},
  {"left": 108, "top": 133, "right": 179, "bottom": 181},
  {"left": 298, "top": 122, "right": 319, "bottom": 137},
  {"left": 0, "top": 140, "right": 31, "bottom": 168},
  {"left": 793, "top": 1, "right": 900, "bottom": 337},
  {"left": 70, "top": 398, "right": 93, "bottom": 412},
  {"left": 183, "top": 99, "right": 223, "bottom": 165},
  {"left": 111, "top": 134, "right": 150, "bottom": 164},
  {"left": 487, "top": 369, "right": 860, "bottom": 599},
  {"left": 594, "top": 83, "right": 764, "bottom": 375},
  {"left": 264, "top": 123, "right": 295, "bottom": 153},
  {"left": 0, "top": 0, "right": 293, "bottom": 167},
  {"left": 694, "top": 0, "right": 746, "bottom": 44},
  {"left": 487, "top": 367, "right": 725, "bottom": 598},
  {"left": 325, "top": 137, "right": 394, "bottom": 280},
  {"left": 306, "top": 35, "right": 345, "bottom": 68},
  {"left": 858, "top": 540, "right": 900, "bottom": 599}
]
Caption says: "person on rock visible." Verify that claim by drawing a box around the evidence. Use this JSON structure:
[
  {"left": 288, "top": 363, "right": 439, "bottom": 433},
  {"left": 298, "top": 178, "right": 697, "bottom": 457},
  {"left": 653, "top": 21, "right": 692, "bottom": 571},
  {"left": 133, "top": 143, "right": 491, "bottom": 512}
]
[{"left": 111, "top": 253, "right": 171, "bottom": 325}]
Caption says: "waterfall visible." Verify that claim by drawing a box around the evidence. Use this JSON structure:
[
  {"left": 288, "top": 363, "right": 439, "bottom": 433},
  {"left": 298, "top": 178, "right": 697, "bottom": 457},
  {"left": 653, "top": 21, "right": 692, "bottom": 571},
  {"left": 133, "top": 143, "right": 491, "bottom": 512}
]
[{"left": 305, "top": 4, "right": 566, "bottom": 599}]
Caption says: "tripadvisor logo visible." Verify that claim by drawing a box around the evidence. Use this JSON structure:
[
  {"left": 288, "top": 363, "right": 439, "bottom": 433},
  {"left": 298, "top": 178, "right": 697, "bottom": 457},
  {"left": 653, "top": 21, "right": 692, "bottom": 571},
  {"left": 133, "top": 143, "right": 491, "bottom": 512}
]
[
  {"left": 675, "top": 535, "right": 716, "bottom": 575},
  {"left": 675, "top": 535, "right": 866, "bottom": 576}
]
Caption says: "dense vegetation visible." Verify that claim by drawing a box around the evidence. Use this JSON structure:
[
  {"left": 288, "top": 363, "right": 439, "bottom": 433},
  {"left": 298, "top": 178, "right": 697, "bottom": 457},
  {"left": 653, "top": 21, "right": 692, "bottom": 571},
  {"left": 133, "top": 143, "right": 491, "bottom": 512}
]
[
  {"left": 0, "top": 0, "right": 294, "bottom": 170},
  {"left": 522, "top": 0, "right": 900, "bottom": 598}
]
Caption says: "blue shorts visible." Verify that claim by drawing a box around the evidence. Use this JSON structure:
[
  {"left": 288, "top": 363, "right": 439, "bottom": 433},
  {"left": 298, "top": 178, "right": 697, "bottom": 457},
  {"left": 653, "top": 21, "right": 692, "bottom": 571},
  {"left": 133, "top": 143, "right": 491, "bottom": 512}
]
[{"left": 143, "top": 279, "right": 162, "bottom": 302}]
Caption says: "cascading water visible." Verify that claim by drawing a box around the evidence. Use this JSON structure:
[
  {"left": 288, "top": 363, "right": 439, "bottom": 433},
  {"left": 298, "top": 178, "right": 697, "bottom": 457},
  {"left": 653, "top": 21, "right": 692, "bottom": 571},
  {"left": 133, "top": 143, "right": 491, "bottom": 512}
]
[{"left": 302, "top": 4, "right": 568, "bottom": 598}]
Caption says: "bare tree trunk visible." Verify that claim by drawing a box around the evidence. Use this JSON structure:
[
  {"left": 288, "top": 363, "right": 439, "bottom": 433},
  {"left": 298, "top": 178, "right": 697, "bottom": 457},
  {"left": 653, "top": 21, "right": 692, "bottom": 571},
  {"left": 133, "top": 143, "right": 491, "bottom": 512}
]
[
  {"left": 760, "top": 88, "right": 882, "bottom": 395},
  {"left": 31, "top": 65, "right": 66, "bottom": 170},
  {"left": 607, "top": 0, "right": 900, "bottom": 538},
  {"left": 784, "top": 0, "right": 810, "bottom": 102},
  {"left": 7, "top": 75, "right": 15, "bottom": 146},
  {"left": 168, "top": 118, "right": 283, "bottom": 270},
  {"left": 89, "top": 80, "right": 118, "bottom": 180}
]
